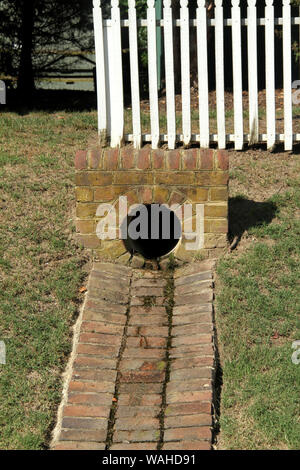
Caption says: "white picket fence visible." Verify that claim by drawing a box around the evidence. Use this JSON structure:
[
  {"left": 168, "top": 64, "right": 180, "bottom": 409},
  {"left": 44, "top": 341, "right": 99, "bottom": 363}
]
[{"left": 93, "top": 0, "right": 300, "bottom": 150}]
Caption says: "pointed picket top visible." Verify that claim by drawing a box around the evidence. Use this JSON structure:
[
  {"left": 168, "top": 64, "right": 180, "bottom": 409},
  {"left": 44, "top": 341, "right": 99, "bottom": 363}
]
[
  {"left": 180, "top": 0, "right": 188, "bottom": 7},
  {"left": 163, "top": 0, "right": 172, "bottom": 7},
  {"left": 215, "top": 0, "right": 222, "bottom": 6},
  {"left": 93, "top": 0, "right": 100, "bottom": 7},
  {"left": 147, "top": 0, "right": 155, "bottom": 7},
  {"left": 197, "top": 0, "right": 205, "bottom": 6},
  {"left": 283, "top": 0, "right": 290, "bottom": 5},
  {"left": 232, "top": 0, "right": 239, "bottom": 7},
  {"left": 265, "top": 0, "right": 273, "bottom": 5},
  {"left": 128, "top": 0, "right": 136, "bottom": 7},
  {"left": 247, "top": 0, "right": 256, "bottom": 5}
]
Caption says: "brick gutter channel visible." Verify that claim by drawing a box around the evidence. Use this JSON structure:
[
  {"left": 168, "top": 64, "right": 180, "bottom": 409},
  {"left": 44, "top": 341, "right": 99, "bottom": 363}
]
[{"left": 51, "top": 260, "right": 215, "bottom": 451}]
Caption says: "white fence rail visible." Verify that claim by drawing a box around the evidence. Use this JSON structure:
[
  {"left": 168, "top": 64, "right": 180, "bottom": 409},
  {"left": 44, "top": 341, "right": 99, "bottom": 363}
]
[{"left": 93, "top": 0, "right": 300, "bottom": 150}]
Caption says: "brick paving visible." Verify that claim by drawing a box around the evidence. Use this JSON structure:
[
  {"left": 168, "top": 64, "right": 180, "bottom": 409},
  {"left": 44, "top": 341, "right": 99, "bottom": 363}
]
[{"left": 52, "top": 260, "right": 215, "bottom": 450}]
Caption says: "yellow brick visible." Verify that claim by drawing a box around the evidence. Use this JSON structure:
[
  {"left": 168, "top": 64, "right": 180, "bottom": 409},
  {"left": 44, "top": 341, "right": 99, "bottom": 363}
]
[
  {"left": 204, "top": 204, "right": 228, "bottom": 218},
  {"left": 210, "top": 187, "right": 228, "bottom": 201},
  {"left": 76, "top": 187, "right": 93, "bottom": 202},
  {"left": 76, "top": 203, "right": 98, "bottom": 219}
]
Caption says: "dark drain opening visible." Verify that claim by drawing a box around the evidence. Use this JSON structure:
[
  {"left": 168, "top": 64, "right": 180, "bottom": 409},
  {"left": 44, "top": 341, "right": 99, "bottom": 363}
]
[{"left": 121, "top": 204, "right": 182, "bottom": 259}]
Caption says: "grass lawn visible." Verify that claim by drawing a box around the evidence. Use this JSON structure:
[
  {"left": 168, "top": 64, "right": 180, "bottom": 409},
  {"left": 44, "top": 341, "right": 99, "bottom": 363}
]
[
  {"left": 215, "top": 149, "right": 300, "bottom": 450},
  {"left": 0, "top": 111, "right": 98, "bottom": 449}
]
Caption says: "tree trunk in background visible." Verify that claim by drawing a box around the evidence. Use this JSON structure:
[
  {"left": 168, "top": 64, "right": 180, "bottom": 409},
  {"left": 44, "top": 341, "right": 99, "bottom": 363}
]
[{"left": 17, "top": 0, "right": 35, "bottom": 104}]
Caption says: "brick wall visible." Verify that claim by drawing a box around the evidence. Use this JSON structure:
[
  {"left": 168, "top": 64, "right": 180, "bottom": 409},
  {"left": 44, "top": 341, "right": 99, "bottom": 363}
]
[{"left": 75, "top": 147, "right": 229, "bottom": 264}]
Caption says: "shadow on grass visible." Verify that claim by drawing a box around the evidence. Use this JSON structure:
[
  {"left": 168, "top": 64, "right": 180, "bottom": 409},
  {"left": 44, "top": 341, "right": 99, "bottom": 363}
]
[{"left": 228, "top": 196, "right": 278, "bottom": 248}]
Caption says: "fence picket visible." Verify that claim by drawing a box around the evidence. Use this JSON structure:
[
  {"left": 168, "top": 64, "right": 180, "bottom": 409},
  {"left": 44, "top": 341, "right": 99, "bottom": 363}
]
[
  {"left": 110, "top": 0, "right": 124, "bottom": 147},
  {"left": 247, "top": 0, "right": 259, "bottom": 145},
  {"left": 128, "top": 0, "right": 142, "bottom": 149},
  {"left": 215, "top": 0, "right": 226, "bottom": 149},
  {"left": 180, "top": 0, "right": 191, "bottom": 147},
  {"left": 265, "top": 0, "right": 276, "bottom": 150},
  {"left": 93, "top": 0, "right": 107, "bottom": 140},
  {"left": 197, "top": 0, "right": 209, "bottom": 148},
  {"left": 282, "top": 0, "right": 293, "bottom": 150},
  {"left": 147, "top": 0, "right": 160, "bottom": 149},
  {"left": 231, "top": 0, "right": 243, "bottom": 149},
  {"left": 163, "top": 0, "right": 176, "bottom": 149}
]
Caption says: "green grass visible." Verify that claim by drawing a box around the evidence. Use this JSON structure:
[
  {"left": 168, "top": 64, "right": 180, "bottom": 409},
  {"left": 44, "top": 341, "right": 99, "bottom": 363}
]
[
  {"left": 0, "top": 110, "right": 97, "bottom": 449},
  {"left": 216, "top": 154, "right": 300, "bottom": 449}
]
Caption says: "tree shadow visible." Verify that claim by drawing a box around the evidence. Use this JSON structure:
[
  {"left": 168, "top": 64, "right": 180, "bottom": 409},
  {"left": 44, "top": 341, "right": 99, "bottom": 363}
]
[{"left": 228, "top": 196, "right": 278, "bottom": 248}]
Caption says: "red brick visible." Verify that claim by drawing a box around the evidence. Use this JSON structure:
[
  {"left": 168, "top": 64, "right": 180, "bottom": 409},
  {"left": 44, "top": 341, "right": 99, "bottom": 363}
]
[
  {"left": 59, "top": 429, "right": 106, "bottom": 442},
  {"left": 119, "top": 370, "right": 165, "bottom": 383},
  {"left": 137, "top": 148, "right": 151, "bottom": 169},
  {"left": 216, "top": 149, "right": 229, "bottom": 170},
  {"left": 120, "top": 382, "right": 163, "bottom": 394},
  {"left": 171, "top": 356, "right": 214, "bottom": 370},
  {"left": 170, "top": 367, "right": 212, "bottom": 381},
  {"left": 172, "top": 324, "right": 212, "bottom": 337},
  {"left": 168, "top": 190, "right": 186, "bottom": 205},
  {"left": 114, "top": 429, "right": 160, "bottom": 443},
  {"left": 172, "top": 312, "right": 212, "bottom": 326},
  {"left": 118, "top": 393, "right": 161, "bottom": 406},
  {"left": 85, "top": 298, "right": 127, "bottom": 314},
  {"left": 173, "top": 303, "right": 212, "bottom": 314},
  {"left": 152, "top": 149, "right": 165, "bottom": 169},
  {"left": 74, "top": 356, "right": 116, "bottom": 370},
  {"left": 166, "top": 390, "right": 212, "bottom": 404},
  {"left": 68, "top": 393, "right": 112, "bottom": 405},
  {"left": 115, "top": 417, "right": 159, "bottom": 431},
  {"left": 117, "top": 406, "right": 159, "bottom": 419},
  {"left": 120, "top": 147, "right": 136, "bottom": 169},
  {"left": 167, "top": 379, "right": 211, "bottom": 393},
  {"left": 164, "top": 426, "right": 211, "bottom": 442},
  {"left": 129, "top": 314, "right": 167, "bottom": 326},
  {"left": 165, "top": 402, "right": 211, "bottom": 416},
  {"left": 165, "top": 414, "right": 212, "bottom": 428},
  {"left": 75, "top": 150, "right": 87, "bottom": 169},
  {"left": 111, "top": 443, "right": 157, "bottom": 450},
  {"left": 83, "top": 310, "right": 126, "bottom": 325},
  {"left": 172, "top": 334, "right": 212, "bottom": 347},
  {"left": 126, "top": 336, "right": 166, "bottom": 349},
  {"left": 63, "top": 404, "right": 110, "bottom": 418},
  {"left": 81, "top": 321, "right": 123, "bottom": 336},
  {"left": 54, "top": 441, "right": 105, "bottom": 450},
  {"left": 166, "top": 150, "right": 181, "bottom": 170},
  {"left": 72, "top": 369, "right": 117, "bottom": 382},
  {"left": 182, "top": 149, "right": 198, "bottom": 170},
  {"left": 79, "top": 332, "right": 122, "bottom": 346},
  {"left": 88, "top": 148, "right": 102, "bottom": 169},
  {"left": 139, "top": 186, "right": 153, "bottom": 204},
  {"left": 130, "top": 306, "right": 166, "bottom": 315},
  {"left": 127, "top": 326, "right": 168, "bottom": 337},
  {"left": 163, "top": 441, "right": 211, "bottom": 450},
  {"left": 199, "top": 149, "right": 214, "bottom": 170},
  {"left": 103, "top": 148, "right": 119, "bottom": 170},
  {"left": 122, "top": 348, "right": 165, "bottom": 359},
  {"left": 62, "top": 417, "right": 108, "bottom": 430},
  {"left": 77, "top": 343, "right": 119, "bottom": 357},
  {"left": 69, "top": 381, "right": 115, "bottom": 394}
]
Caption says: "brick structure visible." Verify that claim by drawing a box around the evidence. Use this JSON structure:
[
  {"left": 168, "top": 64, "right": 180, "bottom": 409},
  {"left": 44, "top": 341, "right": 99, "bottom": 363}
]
[
  {"left": 52, "top": 260, "right": 215, "bottom": 450},
  {"left": 75, "top": 147, "right": 228, "bottom": 264}
]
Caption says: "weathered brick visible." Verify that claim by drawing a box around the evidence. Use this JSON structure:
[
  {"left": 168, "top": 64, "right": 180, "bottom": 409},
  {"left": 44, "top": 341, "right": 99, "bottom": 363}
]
[
  {"left": 195, "top": 171, "right": 228, "bottom": 186},
  {"left": 69, "top": 381, "right": 115, "bottom": 394},
  {"left": 76, "top": 234, "right": 100, "bottom": 249},
  {"left": 204, "top": 218, "right": 228, "bottom": 233},
  {"left": 163, "top": 441, "right": 211, "bottom": 450},
  {"left": 59, "top": 429, "right": 106, "bottom": 442},
  {"left": 76, "top": 203, "right": 98, "bottom": 218},
  {"left": 153, "top": 186, "right": 170, "bottom": 204},
  {"left": 166, "top": 390, "right": 212, "bottom": 404},
  {"left": 132, "top": 278, "right": 167, "bottom": 288},
  {"left": 119, "top": 370, "right": 165, "bottom": 383},
  {"left": 165, "top": 401, "right": 211, "bottom": 416},
  {"left": 210, "top": 187, "right": 228, "bottom": 201},
  {"left": 172, "top": 334, "right": 212, "bottom": 347},
  {"left": 111, "top": 443, "right": 157, "bottom": 450},
  {"left": 76, "top": 187, "right": 93, "bottom": 202},
  {"left": 94, "top": 186, "right": 114, "bottom": 202},
  {"left": 155, "top": 172, "right": 194, "bottom": 185},
  {"left": 63, "top": 404, "right": 110, "bottom": 418},
  {"left": 115, "top": 417, "right": 159, "bottom": 431},
  {"left": 114, "top": 171, "right": 153, "bottom": 185},
  {"left": 77, "top": 343, "right": 119, "bottom": 357},
  {"left": 182, "top": 149, "right": 198, "bottom": 170},
  {"left": 172, "top": 312, "right": 212, "bottom": 326},
  {"left": 132, "top": 286, "right": 165, "bottom": 297},
  {"left": 164, "top": 426, "right": 211, "bottom": 442},
  {"left": 76, "top": 220, "right": 94, "bottom": 234},
  {"left": 205, "top": 203, "right": 227, "bottom": 218},
  {"left": 114, "top": 429, "right": 160, "bottom": 443},
  {"left": 79, "top": 332, "right": 122, "bottom": 346},
  {"left": 130, "top": 306, "right": 166, "bottom": 315},
  {"left": 137, "top": 147, "right": 151, "bottom": 169},
  {"left": 75, "top": 150, "right": 87, "bottom": 170},
  {"left": 170, "top": 367, "right": 212, "bottom": 381},
  {"left": 119, "top": 359, "right": 166, "bottom": 372},
  {"left": 167, "top": 379, "right": 211, "bottom": 393},
  {"left": 81, "top": 321, "right": 123, "bottom": 336},
  {"left": 129, "top": 314, "right": 167, "bottom": 326},
  {"left": 172, "top": 323, "right": 212, "bottom": 337},
  {"left": 103, "top": 148, "right": 119, "bottom": 170},
  {"left": 68, "top": 392, "right": 112, "bottom": 406},
  {"left": 174, "top": 291, "right": 213, "bottom": 306},
  {"left": 122, "top": 348, "right": 165, "bottom": 359},
  {"left": 152, "top": 149, "right": 165, "bottom": 169},
  {"left": 116, "top": 406, "right": 160, "bottom": 418},
  {"left": 74, "top": 356, "right": 116, "bottom": 370},
  {"left": 166, "top": 150, "right": 181, "bottom": 170},
  {"left": 170, "top": 344, "right": 213, "bottom": 359},
  {"left": 118, "top": 393, "right": 162, "bottom": 406},
  {"left": 184, "top": 187, "right": 209, "bottom": 202},
  {"left": 87, "top": 148, "right": 102, "bottom": 169},
  {"left": 199, "top": 149, "right": 214, "bottom": 170},
  {"left": 126, "top": 336, "right": 166, "bottom": 349},
  {"left": 85, "top": 298, "right": 127, "bottom": 314},
  {"left": 165, "top": 413, "right": 212, "bottom": 428},
  {"left": 175, "top": 280, "right": 212, "bottom": 296},
  {"left": 139, "top": 186, "right": 153, "bottom": 204},
  {"left": 62, "top": 417, "right": 108, "bottom": 430},
  {"left": 171, "top": 356, "right": 214, "bottom": 370},
  {"left": 120, "top": 382, "right": 163, "bottom": 394},
  {"left": 72, "top": 368, "right": 117, "bottom": 383},
  {"left": 127, "top": 326, "right": 168, "bottom": 337},
  {"left": 54, "top": 441, "right": 105, "bottom": 450},
  {"left": 120, "top": 147, "right": 136, "bottom": 169},
  {"left": 83, "top": 310, "right": 126, "bottom": 325},
  {"left": 174, "top": 271, "right": 212, "bottom": 286},
  {"left": 168, "top": 190, "right": 186, "bottom": 205},
  {"left": 216, "top": 149, "right": 229, "bottom": 170},
  {"left": 75, "top": 171, "right": 113, "bottom": 186}
]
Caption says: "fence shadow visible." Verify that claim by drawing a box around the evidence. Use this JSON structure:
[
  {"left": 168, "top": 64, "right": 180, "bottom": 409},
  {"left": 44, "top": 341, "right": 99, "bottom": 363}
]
[{"left": 228, "top": 196, "right": 278, "bottom": 248}]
